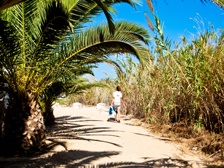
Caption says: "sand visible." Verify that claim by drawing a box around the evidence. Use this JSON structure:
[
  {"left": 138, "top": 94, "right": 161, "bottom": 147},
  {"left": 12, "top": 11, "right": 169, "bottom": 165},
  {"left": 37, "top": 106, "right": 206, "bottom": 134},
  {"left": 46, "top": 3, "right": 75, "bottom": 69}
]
[{"left": 0, "top": 105, "right": 206, "bottom": 168}]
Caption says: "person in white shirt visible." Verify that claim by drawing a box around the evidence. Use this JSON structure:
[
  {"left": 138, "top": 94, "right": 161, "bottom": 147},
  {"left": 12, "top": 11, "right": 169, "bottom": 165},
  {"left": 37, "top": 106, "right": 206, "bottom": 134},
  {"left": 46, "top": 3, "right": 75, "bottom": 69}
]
[{"left": 111, "top": 86, "right": 125, "bottom": 123}]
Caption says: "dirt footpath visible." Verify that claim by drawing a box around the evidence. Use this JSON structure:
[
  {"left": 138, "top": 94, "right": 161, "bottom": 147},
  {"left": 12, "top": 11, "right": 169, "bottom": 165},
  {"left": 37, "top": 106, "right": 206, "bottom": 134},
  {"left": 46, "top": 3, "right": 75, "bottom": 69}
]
[{"left": 1, "top": 106, "right": 206, "bottom": 168}]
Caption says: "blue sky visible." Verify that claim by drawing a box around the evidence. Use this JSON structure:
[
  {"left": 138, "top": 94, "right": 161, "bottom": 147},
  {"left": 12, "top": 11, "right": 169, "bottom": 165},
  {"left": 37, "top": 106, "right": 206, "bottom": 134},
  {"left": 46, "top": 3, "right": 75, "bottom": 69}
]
[{"left": 90, "top": 0, "right": 224, "bottom": 80}]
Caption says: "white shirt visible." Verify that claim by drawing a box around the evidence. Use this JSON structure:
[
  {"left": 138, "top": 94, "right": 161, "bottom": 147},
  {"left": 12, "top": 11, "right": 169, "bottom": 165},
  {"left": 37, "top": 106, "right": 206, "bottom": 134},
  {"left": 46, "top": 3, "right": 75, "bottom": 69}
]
[{"left": 113, "top": 91, "right": 122, "bottom": 105}]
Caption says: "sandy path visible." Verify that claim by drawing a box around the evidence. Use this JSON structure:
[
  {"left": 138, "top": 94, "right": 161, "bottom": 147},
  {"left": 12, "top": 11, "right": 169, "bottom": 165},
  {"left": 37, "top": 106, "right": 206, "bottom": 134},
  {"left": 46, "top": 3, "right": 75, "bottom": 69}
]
[
  {"left": 1, "top": 106, "right": 205, "bottom": 168},
  {"left": 47, "top": 106, "right": 204, "bottom": 167}
]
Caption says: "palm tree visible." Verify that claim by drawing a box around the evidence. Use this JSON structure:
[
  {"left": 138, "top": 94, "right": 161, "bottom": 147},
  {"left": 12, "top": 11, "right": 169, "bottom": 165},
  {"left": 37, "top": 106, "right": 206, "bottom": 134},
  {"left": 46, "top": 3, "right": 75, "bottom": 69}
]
[
  {"left": 41, "top": 65, "right": 95, "bottom": 126},
  {"left": 0, "top": 0, "right": 150, "bottom": 155},
  {"left": 42, "top": 58, "right": 123, "bottom": 126}
]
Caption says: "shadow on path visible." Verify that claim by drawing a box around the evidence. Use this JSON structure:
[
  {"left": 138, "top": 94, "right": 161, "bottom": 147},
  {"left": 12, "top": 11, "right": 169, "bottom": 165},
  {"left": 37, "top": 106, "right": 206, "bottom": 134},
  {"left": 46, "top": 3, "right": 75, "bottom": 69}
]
[
  {"left": 45, "top": 114, "right": 123, "bottom": 151},
  {"left": 0, "top": 150, "right": 219, "bottom": 168},
  {"left": 0, "top": 109, "right": 221, "bottom": 167}
]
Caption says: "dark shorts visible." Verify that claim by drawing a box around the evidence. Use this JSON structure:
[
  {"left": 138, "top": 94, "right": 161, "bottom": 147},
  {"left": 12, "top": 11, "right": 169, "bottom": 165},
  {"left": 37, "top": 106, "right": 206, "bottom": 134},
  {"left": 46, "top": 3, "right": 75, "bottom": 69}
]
[{"left": 113, "top": 105, "right": 120, "bottom": 113}]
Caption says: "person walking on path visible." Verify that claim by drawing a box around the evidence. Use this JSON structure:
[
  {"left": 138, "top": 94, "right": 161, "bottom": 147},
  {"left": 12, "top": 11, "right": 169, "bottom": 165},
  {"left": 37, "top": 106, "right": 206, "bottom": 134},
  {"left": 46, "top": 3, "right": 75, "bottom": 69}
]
[{"left": 111, "top": 86, "right": 125, "bottom": 123}]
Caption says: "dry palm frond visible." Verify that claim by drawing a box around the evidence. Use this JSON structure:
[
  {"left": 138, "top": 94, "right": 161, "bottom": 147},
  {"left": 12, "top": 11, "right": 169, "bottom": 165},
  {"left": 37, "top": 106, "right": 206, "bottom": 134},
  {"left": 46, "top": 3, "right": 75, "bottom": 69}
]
[{"left": 146, "top": 0, "right": 154, "bottom": 13}]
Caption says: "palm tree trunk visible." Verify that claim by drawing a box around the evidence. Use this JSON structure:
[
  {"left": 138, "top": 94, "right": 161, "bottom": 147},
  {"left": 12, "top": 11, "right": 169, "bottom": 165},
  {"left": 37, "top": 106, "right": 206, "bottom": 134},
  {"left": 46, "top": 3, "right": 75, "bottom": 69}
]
[
  {"left": 43, "top": 106, "right": 55, "bottom": 126},
  {"left": 0, "top": 101, "right": 5, "bottom": 153},
  {"left": 3, "top": 92, "right": 46, "bottom": 156},
  {"left": 43, "top": 97, "right": 56, "bottom": 126}
]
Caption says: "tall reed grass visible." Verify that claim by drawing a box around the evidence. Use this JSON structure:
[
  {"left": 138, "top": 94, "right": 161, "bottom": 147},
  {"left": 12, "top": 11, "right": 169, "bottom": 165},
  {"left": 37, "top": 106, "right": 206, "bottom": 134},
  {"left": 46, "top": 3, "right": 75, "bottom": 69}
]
[{"left": 73, "top": 17, "right": 224, "bottom": 134}]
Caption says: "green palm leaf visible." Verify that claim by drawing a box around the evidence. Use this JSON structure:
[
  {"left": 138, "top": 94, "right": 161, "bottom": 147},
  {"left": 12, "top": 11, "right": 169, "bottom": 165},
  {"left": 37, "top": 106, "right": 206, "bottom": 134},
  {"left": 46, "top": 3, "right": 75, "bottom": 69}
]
[
  {"left": 66, "top": 0, "right": 140, "bottom": 33},
  {"left": 0, "top": 18, "right": 20, "bottom": 89},
  {"left": 33, "top": 21, "right": 150, "bottom": 93},
  {"left": 58, "top": 21, "right": 150, "bottom": 66}
]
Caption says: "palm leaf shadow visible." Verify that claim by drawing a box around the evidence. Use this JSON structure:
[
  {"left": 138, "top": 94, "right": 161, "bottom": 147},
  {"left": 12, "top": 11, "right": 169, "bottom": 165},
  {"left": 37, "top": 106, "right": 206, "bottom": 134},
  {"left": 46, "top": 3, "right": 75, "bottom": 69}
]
[
  {"left": 45, "top": 114, "right": 122, "bottom": 152},
  {"left": 0, "top": 153, "right": 206, "bottom": 168}
]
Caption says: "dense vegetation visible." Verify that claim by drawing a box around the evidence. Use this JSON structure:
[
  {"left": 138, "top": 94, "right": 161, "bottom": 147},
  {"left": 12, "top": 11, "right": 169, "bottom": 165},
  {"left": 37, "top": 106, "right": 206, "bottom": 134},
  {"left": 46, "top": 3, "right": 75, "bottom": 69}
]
[{"left": 72, "top": 13, "right": 224, "bottom": 160}]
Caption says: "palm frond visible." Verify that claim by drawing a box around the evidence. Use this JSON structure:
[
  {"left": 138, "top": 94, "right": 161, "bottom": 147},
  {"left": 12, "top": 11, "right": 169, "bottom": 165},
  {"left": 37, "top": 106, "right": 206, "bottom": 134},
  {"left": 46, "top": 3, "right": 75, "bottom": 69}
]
[
  {"left": 35, "top": 0, "right": 70, "bottom": 57},
  {"left": 2, "top": 0, "right": 45, "bottom": 70},
  {"left": 34, "top": 21, "right": 150, "bottom": 90},
  {"left": 67, "top": 0, "right": 139, "bottom": 33},
  {"left": 200, "top": 0, "right": 224, "bottom": 8},
  {"left": 3, "top": 0, "right": 40, "bottom": 43},
  {"left": 93, "top": 0, "right": 115, "bottom": 34},
  {"left": 0, "top": 18, "right": 20, "bottom": 88},
  {"left": 102, "top": 58, "right": 123, "bottom": 75},
  {"left": 66, "top": 77, "right": 106, "bottom": 95},
  {"left": 22, "top": 1, "right": 71, "bottom": 86},
  {"left": 56, "top": 21, "right": 150, "bottom": 67},
  {"left": 40, "top": 64, "right": 96, "bottom": 104},
  {"left": 0, "top": 0, "right": 24, "bottom": 11},
  {"left": 213, "top": 0, "right": 224, "bottom": 7}
]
